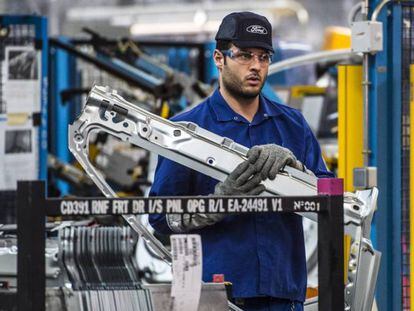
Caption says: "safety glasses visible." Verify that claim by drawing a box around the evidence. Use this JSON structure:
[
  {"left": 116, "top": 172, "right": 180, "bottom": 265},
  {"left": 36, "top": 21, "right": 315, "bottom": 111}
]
[{"left": 220, "top": 49, "right": 273, "bottom": 65}]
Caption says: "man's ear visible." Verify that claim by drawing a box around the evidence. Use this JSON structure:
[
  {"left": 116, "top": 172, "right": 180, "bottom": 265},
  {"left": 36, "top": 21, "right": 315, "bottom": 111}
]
[{"left": 213, "top": 50, "right": 224, "bottom": 71}]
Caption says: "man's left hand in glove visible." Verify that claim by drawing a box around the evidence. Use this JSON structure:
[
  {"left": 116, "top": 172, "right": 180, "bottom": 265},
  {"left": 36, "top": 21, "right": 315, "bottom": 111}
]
[{"left": 247, "top": 144, "right": 315, "bottom": 181}]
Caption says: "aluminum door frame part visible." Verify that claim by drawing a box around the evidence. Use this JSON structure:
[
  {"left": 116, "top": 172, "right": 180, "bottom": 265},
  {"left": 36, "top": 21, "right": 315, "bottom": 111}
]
[{"left": 69, "top": 85, "right": 381, "bottom": 310}]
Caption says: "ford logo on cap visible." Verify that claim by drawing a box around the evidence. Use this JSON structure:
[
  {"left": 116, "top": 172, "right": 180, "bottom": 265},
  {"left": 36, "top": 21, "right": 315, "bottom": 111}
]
[{"left": 246, "top": 25, "right": 268, "bottom": 35}]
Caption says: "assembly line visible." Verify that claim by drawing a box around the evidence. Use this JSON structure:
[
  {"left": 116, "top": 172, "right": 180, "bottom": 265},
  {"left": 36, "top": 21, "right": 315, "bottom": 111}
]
[{"left": 0, "top": 0, "right": 410, "bottom": 310}]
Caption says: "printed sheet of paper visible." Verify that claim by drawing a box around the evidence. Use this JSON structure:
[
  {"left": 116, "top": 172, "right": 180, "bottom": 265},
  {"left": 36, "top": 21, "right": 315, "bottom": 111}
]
[
  {"left": 2, "top": 46, "right": 41, "bottom": 114},
  {"left": 170, "top": 234, "right": 202, "bottom": 311},
  {"left": 0, "top": 120, "right": 38, "bottom": 190},
  {"left": 0, "top": 45, "right": 41, "bottom": 190}
]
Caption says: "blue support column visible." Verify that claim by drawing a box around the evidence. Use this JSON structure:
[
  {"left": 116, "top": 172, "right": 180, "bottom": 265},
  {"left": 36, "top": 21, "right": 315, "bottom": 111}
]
[
  {"left": 49, "top": 37, "right": 73, "bottom": 195},
  {"left": 35, "top": 17, "right": 48, "bottom": 182},
  {"left": 371, "top": 3, "right": 402, "bottom": 310}
]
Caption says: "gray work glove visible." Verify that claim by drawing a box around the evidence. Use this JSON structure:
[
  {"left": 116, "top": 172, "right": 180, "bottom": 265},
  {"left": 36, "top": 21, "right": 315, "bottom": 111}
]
[
  {"left": 247, "top": 144, "right": 308, "bottom": 180},
  {"left": 214, "top": 160, "right": 266, "bottom": 196},
  {"left": 166, "top": 161, "right": 265, "bottom": 233}
]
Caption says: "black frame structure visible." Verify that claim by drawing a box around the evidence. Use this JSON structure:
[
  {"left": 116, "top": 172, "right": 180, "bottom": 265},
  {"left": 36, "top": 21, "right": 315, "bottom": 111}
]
[
  {"left": 49, "top": 37, "right": 209, "bottom": 97},
  {"left": 69, "top": 38, "right": 209, "bottom": 83},
  {"left": 16, "top": 180, "right": 344, "bottom": 311}
]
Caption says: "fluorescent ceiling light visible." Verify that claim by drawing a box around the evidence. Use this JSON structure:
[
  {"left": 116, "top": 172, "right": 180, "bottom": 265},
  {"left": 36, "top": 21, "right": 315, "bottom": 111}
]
[
  {"left": 67, "top": 0, "right": 309, "bottom": 25},
  {"left": 130, "top": 20, "right": 221, "bottom": 36}
]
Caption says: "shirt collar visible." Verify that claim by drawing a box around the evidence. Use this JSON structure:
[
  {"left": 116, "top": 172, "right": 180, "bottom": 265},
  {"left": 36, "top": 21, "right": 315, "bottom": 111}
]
[
  {"left": 209, "top": 88, "right": 238, "bottom": 122},
  {"left": 260, "top": 93, "right": 284, "bottom": 118},
  {"left": 209, "top": 88, "right": 283, "bottom": 122}
]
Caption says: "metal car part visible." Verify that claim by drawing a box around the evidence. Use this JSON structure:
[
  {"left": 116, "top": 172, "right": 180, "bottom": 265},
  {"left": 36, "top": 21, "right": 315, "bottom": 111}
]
[
  {"left": 69, "top": 85, "right": 318, "bottom": 203},
  {"left": 69, "top": 85, "right": 381, "bottom": 310},
  {"left": 304, "top": 187, "right": 381, "bottom": 311},
  {"left": 0, "top": 237, "right": 61, "bottom": 287},
  {"left": 342, "top": 188, "right": 381, "bottom": 311}
]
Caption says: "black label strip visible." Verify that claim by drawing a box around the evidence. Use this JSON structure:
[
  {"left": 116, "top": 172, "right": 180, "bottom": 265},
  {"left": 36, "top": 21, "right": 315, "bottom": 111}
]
[{"left": 45, "top": 196, "right": 332, "bottom": 216}]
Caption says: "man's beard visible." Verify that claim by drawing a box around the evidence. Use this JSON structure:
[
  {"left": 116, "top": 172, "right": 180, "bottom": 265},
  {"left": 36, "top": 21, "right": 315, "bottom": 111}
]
[{"left": 222, "top": 68, "right": 265, "bottom": 101}]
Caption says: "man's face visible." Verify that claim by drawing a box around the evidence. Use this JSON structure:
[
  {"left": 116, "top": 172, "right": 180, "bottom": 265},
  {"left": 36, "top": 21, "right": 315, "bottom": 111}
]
[{"left": 216, "top": 45, "right": 271, "bottom": 100}]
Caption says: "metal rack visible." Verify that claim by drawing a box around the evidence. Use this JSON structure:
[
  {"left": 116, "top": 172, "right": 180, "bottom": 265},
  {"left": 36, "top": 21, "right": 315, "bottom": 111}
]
[{"left": 16, "top": 179, "right": 344, "bottom": 311}]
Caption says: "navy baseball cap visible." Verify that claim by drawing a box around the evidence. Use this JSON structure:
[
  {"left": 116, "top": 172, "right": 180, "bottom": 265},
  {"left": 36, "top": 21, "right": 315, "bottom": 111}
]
[{"left": 215, "top": 12, "right": 274, "bottom": 53}]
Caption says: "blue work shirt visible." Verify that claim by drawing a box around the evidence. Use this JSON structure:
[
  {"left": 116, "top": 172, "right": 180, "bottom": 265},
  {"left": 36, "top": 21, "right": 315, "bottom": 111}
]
[{"left": 149, "top": 89, "right": 334, "bottom": 302}]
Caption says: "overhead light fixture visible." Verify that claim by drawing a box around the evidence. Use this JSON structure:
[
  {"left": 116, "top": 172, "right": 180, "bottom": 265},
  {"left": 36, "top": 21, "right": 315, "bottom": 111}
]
[
  {"left": 67, "top": 0, "right": 309, "bottom": 33},
  {"left": 193, "top": 10, "right": 207, "bottom": 27},
  {"left": 130, "top": 20, "right": 221, "bottom": 36}
]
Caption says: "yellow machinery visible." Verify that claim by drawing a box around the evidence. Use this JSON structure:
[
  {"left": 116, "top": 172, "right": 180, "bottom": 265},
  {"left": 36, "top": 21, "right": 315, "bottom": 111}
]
[
  {"left": 323, "top": 26, "right": 351, "bottom": 51},
  {"left": 338, "top": 64, "right": 364, "bottom": 281},
  {"left": 338, "top": 65, "right": 364, "bottom": 190}
]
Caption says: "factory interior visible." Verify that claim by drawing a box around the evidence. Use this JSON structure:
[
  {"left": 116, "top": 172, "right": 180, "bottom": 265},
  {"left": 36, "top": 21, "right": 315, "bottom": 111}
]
[{"left": 0, "top": 0, "right": 412, "bottom": 310}]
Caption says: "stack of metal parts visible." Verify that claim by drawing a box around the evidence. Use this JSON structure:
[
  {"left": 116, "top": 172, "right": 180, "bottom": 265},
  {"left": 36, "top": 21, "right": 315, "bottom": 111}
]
[
  {"left": 0, "top": 231, "right": 62, "bottom": 288},
  {"left": 59, "top": 226, "right": 154, "bottom": 311},
  {"left": 0, "top": 231, "right": 64, "bottom": 311}
]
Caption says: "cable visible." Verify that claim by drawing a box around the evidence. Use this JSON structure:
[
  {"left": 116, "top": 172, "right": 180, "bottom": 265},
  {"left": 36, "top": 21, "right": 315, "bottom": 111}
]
[
  {"left": 348, "top": 1, "right": 363, "bottom": 25},
  {"left": 371, "top": 0, "right": 392, "bottom": 21}
]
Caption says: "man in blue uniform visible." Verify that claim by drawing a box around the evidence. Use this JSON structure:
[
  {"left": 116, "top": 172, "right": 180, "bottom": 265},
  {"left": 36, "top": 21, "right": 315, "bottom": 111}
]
[{"left": 149, "top": 12, "right": 334, "bottom": 311}]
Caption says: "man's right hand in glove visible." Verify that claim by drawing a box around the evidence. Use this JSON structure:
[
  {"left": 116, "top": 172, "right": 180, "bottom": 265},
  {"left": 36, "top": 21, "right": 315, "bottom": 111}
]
[
  {"left": 166, "top": 161, "right": 265, "bottom": 233},
  {"left": 214, "top": 160, "right": 266, "bottom": 196}
]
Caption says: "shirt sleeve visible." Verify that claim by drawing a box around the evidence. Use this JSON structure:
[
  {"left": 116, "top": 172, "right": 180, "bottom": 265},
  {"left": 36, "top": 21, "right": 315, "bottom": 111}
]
[
  {"left": 148, "top": 155, "right": 194, "bottom": 234},
  {"left": 301, "top": 116, "right": 335, "bottom": 178}
]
